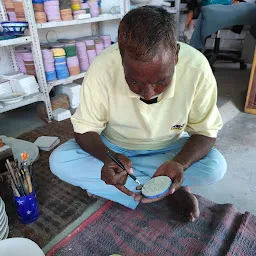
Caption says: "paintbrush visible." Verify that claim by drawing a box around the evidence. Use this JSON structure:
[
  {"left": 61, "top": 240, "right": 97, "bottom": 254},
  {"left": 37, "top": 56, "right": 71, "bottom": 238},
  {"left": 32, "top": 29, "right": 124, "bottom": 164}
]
[
  {"left": 6, "top": 159, "right": 18, "bottom": 187},
  {"left": 21, "top": 152, "right": 33, "bottom": 194},
  {"left": 20, "top": 169, "right": 29, "bottom": 195},
  {"left": 10, "top": 161, "right": 26, "bottom": 196},
  {"left": 8, "top": 175, "right": 20, "bottom": 197},
  {"left": 15, "top": 171, "right": 25, "bottom": 196},
  {"left": 5, "top": 163, "right": 20, "bottom": 197},
  {"left": 106, "top": 151, "right": 142, "bottom": 186},
  {"left": 6, "top": 160, "right": 25, "bottom": 196},
  {"left": 11, "top": 161, "right": 26, "bottom": 196},
  {"left": 6, "top": 159, "right": 25, "bottom": 196},
  {"left": 29, "top": 161, "right": 33, "bottom": 182}
]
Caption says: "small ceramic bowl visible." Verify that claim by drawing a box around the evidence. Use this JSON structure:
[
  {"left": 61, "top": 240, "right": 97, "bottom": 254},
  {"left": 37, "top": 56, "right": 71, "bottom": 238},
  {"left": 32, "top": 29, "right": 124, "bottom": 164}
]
[{"left": 1, "top": 22, "right": 28, "bottom": 35}]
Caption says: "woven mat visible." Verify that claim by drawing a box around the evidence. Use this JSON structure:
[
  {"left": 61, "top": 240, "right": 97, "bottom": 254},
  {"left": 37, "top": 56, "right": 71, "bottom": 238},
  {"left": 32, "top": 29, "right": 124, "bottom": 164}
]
[
  {"left": 46, "top": 196, "right": 256, "bottom": 256},
  {"left": 3, "top": 120, "right": 97, "bottom": 248}
]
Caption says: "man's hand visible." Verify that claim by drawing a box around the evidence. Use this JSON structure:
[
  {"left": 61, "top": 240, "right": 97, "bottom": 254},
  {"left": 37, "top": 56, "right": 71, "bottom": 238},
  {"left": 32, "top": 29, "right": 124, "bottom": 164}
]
[
  {"left": 101, "top": 153, "right": 135, "bottom": 197},
  {"left": 135, "top": 160, "right": 184, "bottom": 203}
]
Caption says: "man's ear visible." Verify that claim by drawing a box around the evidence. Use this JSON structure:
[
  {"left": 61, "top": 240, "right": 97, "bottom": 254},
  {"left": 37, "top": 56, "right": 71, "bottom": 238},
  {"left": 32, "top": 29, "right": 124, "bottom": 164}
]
[{"left": 175, "top": 43, "right": 180, "bottom": 64}]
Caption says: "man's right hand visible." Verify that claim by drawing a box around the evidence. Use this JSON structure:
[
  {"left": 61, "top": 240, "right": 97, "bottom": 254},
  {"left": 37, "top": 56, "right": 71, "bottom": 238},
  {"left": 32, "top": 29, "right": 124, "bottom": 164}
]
[{"left": 101, "top": 153, "right": 135, "bottom": 197}]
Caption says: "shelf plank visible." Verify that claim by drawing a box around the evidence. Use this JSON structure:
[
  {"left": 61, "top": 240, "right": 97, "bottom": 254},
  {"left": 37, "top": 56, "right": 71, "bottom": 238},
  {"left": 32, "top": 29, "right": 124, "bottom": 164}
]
[
  {"left": 48, "top": 72, "right": 86, "bottom": 92},
  {"left": 0, "top": 92, "right": 44, "bottom": 113},
  {"left": 0, "top": 36, "right": 32, "bottom": 47},
  {"left": 37, "top": 14, "right": 122, "bottom": 29}
]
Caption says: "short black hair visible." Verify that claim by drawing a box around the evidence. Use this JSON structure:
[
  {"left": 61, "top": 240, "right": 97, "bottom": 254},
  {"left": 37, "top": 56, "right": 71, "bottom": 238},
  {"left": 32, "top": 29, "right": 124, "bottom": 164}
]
[{"left": 118, "top": 6, "right": 176, "bottom": 61}]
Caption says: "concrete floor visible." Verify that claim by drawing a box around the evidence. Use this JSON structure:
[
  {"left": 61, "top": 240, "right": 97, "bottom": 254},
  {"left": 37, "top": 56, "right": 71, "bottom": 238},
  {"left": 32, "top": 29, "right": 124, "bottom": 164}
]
[
  {"left": 0, "top": 104, "right": 45, "bottom": 138},
  {"left": 193, "top": 112, "right": 256, "bottom": 215},
  {"left": 0, "top": 68, "right": 255, "bottom": 217},
  {"left": 216, "top": 68, "right": 250, "bottom": 124},
  {"left": 216, "top": 68, "right": 249, "bottom": 110},
  {"left": 190, "top": 67, "right": 256, "bottom": 216}
]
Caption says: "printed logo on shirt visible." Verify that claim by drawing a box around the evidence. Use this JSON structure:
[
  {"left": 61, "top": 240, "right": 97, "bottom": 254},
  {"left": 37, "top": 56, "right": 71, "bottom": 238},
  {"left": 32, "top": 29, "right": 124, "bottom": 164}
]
[{"left": 171, "top": 124, "right": 185, "bottom": 131}]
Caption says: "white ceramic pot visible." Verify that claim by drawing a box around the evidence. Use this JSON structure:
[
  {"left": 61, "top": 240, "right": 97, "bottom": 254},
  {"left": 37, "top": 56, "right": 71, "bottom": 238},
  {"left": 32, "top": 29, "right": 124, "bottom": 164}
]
[
  {"left": 101, "top": 0, "right": 120, "bottom": 14},
  {"left": 131, "top": 0, "right": 152, "bottom": 4}
]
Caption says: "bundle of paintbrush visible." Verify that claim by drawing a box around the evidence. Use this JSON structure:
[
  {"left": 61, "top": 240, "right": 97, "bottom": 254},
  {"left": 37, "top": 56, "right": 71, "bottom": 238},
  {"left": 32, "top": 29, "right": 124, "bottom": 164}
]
[{"left": 5, "top": 152, "right": 33, "bottom": 197}]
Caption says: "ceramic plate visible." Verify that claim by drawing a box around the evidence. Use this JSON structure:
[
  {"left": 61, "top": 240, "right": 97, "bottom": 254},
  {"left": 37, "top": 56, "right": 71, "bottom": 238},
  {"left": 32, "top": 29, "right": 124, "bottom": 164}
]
[
  {"left": 3, "top": 226, "right": 9, "bottom": 239},
  {"left": 0, "top": 92, "right": 25, "bottom": 104},
  {"left": 0, "top": 217, "right": 8, "bottom": 240},
  {"left": 0, "top": 200, "right": 4, "bottom": 221},
  {"left": 0, "top": 214, "right": 7, "bottom": 231},
  {"left": 0, "top": 215, "right": 8, "bottom": 239},
  {"left": 0, "top": 208, "right": 5, "bottom": 225}
]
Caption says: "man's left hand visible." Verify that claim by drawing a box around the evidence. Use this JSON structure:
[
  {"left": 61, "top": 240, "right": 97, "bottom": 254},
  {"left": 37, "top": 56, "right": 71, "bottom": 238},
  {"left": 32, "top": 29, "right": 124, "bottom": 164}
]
[{"left": 134, "top": 160, "right": 185, "bottom": 203}]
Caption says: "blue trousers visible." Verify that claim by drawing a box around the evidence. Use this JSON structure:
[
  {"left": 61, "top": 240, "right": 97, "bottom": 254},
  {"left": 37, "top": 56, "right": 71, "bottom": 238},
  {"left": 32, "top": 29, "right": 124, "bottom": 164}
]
[{"left": 49, "top": 135, "right": 227, "bottom": 209}]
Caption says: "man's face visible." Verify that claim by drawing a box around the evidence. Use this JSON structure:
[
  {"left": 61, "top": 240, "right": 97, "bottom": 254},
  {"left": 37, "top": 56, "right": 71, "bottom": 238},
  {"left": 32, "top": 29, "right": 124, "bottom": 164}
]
[{"left": 122, "top": 46, "right": 178, "bottom": 101}]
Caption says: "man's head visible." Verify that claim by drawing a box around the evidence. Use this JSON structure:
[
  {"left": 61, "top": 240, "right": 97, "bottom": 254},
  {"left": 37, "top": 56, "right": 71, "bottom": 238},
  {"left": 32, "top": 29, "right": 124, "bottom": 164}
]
[{"left": 118, "top": 6, "right": 179, "bottom": 101}]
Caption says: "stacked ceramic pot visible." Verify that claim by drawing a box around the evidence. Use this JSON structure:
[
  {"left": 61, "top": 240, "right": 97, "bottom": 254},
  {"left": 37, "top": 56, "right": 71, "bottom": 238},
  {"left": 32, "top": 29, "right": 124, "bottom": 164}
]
[
  {"left": 76, "top": 41, "right": 89, "bottom": 71},
  {"left": 52, "top": 48, "right": 69, "bottom": 80},
  {"left": 13, "top": 0, "right": 26, "bottom": 22},
  {"left": 64, "top": 45, "right": 80, "bottom": 76},
  {"left": 34, "top": 12, "right": 47, "bottom": 23},
  {"left": 100, "top": 35, "right": 111, "bottom": 48},
  {"left": 42, "top": 49, "right": 57, "bottom": 82},
  {"left": 15, "top": 50, "right": 28, "bottom": 73},
  {"left": 85, "top": 39, "right": 96, "bottom": 64},
  {"left": 32, "top": 0, "right": 44, "bottom": 12},
  {"left": 0, "top": 197, "right": 9, "bottom": 240},
  {"left": 73, "top": 9, "right": 86, "bottom": 19},
  {"left": 70, "top": 0, "right": 81, "bottom": 13},
  {"left": 59, "top": 0, "right": 73, "bottom": 21},
  {"left": 7, "top": 11, "right": 17, "bottom": 22},
  {"left": 44, "top": 0, "right": 61, "bottom": 21},
  {"left": 33, "top": 0, "right": 47, "bottom": 23},
  {"left": 23, "top": 52, "right": 36, "bottom": 77},
  {"left": 98, "top": 0, "right": 101, "bottom": 13},
  {"left": 3, "top": 0, "right": 26, "bottom": 21},
  {"left": 80, "top": 2, "right": 90, "bottom": 14},
  {"left": 4, "top": 0, "right": 17, "bottom": 21},
  {"left": 60, "top": 8, "right": 73, "bottom": 21},
  {"left": 88, "top": 0, "right": 99, "bottom": 17},
  {"left": 94, "top": 38, "right": 104, "bottom": 55}
]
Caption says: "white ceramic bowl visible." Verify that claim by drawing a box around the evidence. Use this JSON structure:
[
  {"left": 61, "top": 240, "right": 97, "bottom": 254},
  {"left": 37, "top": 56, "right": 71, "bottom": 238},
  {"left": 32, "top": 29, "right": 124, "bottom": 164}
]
[{"left": 1, "top": 22, "right": 28, "bottom": 34}]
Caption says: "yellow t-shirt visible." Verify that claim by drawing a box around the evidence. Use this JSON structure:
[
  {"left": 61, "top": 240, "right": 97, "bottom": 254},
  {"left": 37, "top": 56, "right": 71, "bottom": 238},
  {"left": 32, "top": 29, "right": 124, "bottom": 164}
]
[{"left": 71, "top": 42, "right": 222, "bottom": 150}]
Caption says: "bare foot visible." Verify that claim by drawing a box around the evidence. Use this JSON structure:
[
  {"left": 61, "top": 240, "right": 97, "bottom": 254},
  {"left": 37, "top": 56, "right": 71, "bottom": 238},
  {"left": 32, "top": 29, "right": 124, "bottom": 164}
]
[
  {"left": 86, "top": 191, "right": 99, "bottom": 199},
  {"left": 171, "top": 186, "right": 200, "bottom": 222}
]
